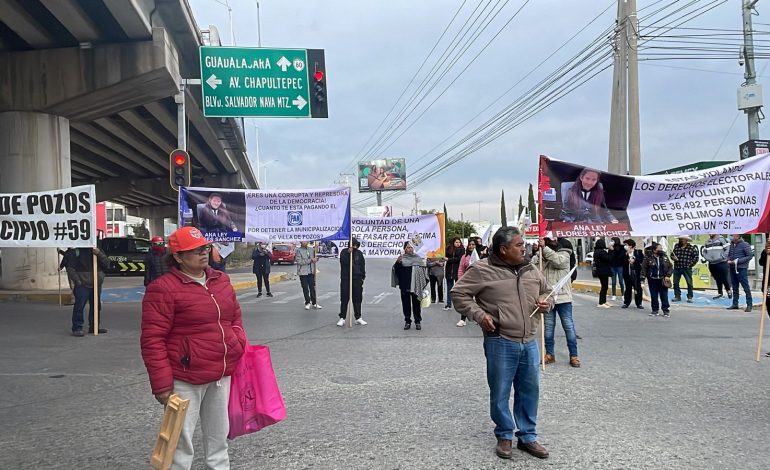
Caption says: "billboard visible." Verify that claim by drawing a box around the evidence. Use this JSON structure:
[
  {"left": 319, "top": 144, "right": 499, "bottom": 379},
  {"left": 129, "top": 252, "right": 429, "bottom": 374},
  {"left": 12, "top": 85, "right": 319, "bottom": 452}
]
[{"left": 358, "top": 158, "right": 406, "bottom": 192}]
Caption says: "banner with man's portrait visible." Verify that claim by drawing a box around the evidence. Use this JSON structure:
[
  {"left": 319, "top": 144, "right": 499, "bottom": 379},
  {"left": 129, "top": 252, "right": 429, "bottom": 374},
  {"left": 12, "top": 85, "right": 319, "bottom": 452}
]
[{"left": 179, "top": 186, "right": 351, "bottom": 242}]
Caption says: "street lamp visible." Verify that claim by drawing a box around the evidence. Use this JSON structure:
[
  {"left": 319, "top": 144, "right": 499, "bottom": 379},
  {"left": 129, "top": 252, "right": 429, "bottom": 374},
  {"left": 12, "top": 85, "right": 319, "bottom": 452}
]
[
  {"left": 208, "top": 0, "right": 235, "bottom": 45},
  {"left": 261, "top": 159, "right": 278, "bottom": 189}
]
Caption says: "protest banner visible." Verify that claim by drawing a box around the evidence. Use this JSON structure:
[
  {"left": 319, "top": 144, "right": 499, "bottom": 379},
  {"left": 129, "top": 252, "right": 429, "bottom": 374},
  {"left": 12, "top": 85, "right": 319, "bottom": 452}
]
[
  {"left": 538, "top": 154, "right": 770, "bottom": 237},
  {"left": 335, "top": 213, "right": 445, "bottom": 258},
  {"left": 179, "top": 187, "right": 351, "bottom": 243},
  {"left": 0, "top": 185, "right": 96, "bottom": 248}
]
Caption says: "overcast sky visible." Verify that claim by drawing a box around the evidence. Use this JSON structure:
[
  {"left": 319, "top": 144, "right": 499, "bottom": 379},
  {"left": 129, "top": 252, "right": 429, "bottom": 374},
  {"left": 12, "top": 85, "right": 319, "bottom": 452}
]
[{"left": 188, "top": 0, "right": 763, "bottom": 224}]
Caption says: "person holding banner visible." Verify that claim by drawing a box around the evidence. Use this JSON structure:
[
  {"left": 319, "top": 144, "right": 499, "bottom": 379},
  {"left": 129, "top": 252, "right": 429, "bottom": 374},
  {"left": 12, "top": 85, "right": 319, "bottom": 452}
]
[
  {"left": 532, "top": 237, "right": 580, "bottom": 367},
  {"left": 443, "top": 237, "right": 464, "bottom": 312},
  {"left": 251, "top": 242, "right": 273, "bottom": 297},
  {"left": 726, "top": 234, "right": 754, "bottom": 312},
  {"left": 640, "top": 242, "right": 673, "bottom": 317},
  {"left": 671, "top": 236, "right": 699, "bottom": 303},
  {"left": 296, "top": 241, "right": 322, "bottom": 310},
  {"left": 62, "top": 247, "right": 109, "bottom": 336},
  {"left": 338, "top": 238, "right": 367, "bottom": 326},
  {"left": 758, "top": 240, "right": 770, "bottom": 357},
  {"left": 621, "top": 239, "right": 644, "bottom": 310},
  {"left": 452, "top": 227, "right": 552, "bottom": 460},
  {"left": 392, "top": 241, "right": 429, "bottom": 330},
  {"left": 593, "top": 239, "right": 613, "bottom": 308},
  {"left": 704, "top": 234, "right": 731, "bottom": 300},
  {"left": 560, "top": 169, "right": 618, "bottom": 224},
  {"left": 141, "top": 226, "right": 247, "bottom": 469}
]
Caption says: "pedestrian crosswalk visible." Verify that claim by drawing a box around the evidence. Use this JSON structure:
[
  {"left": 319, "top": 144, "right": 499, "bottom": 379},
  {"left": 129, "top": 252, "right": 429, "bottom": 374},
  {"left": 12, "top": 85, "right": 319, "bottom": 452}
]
[{"left": 236, "top": 290, "right": 394, "bottom": 306}]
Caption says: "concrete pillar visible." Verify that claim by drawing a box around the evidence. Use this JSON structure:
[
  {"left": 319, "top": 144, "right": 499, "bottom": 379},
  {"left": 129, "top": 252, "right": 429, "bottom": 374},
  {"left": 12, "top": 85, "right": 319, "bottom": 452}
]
[
  {"left": 0, "top": 112, "right": 71, "bottom": 290},
  {"left": 148, "top": 217, "right": 166, "bottom": 239}
]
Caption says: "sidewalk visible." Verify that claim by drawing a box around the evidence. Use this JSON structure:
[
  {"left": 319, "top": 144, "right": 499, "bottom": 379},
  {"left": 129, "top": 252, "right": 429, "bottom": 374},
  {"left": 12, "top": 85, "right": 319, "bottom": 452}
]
[
  {"left": 572, "top": 279, "right": 766, "bottom": 310},
  {"left": 0, "top": 271, "right": 289, "bottom": 304}
]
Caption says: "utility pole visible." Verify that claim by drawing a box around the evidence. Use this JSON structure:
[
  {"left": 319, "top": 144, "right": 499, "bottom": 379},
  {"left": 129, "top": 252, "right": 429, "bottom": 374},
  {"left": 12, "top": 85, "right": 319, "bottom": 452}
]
[
  {"left": 412, "top": 192, "right": 420, "bottom": 215},
  {"left": 742, "top": 0, "right": 762, "bottom": 140},
  {"left": 608, "top": 0, "right": 627, "bottom": 174},
  {"left": 740, "top": 0, "right": 765, "bottom": 289},
  {"left": 627, "top": 0, "right": 641, "bottom": 175},
  {"left": 607, "top": 0, "right": 641, "bottom": 175}
]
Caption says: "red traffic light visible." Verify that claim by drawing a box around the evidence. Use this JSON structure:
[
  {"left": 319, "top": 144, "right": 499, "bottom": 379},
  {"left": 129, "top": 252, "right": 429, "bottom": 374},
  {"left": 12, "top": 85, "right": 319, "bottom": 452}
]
[
  {"left": 174, "top": 154, "right": 186, "bottom": 166},
  {"left": 314, "top": 70, "right": 325, "bottom": 81}
]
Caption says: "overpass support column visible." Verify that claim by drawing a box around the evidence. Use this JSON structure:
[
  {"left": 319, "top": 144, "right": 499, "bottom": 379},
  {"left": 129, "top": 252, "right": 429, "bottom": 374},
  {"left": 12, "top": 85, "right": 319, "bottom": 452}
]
[
  {"left": 0, "top": 112, "right": 71, "bottom": 290},
  {"left": 148, "top": 218, "right": 166, "bottom": 239}
]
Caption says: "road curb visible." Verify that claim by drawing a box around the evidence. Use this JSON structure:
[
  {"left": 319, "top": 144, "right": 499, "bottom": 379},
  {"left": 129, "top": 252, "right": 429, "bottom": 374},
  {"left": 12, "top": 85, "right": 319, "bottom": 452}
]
[{"left": 231, "top": 272, "right": 289, "bottom": 291}]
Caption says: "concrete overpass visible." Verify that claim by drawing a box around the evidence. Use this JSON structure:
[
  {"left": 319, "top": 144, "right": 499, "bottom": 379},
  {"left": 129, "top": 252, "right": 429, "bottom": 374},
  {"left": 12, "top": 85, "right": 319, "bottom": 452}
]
[{"left": 0, "top": 0, "right": 258, "bottom": 289}]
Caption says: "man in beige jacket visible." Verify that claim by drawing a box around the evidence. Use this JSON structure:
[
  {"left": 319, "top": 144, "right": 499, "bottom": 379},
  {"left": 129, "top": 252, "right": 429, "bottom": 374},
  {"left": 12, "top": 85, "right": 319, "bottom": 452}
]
[{"left": 452, "top": 227, "right": 552, "bottom": 460}]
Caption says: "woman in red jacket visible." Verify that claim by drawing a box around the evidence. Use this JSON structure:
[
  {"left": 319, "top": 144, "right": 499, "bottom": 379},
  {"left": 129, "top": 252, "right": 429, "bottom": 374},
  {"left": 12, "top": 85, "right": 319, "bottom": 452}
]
[{"left": 141, "top": 226, "right": 246, "bottom": 470}]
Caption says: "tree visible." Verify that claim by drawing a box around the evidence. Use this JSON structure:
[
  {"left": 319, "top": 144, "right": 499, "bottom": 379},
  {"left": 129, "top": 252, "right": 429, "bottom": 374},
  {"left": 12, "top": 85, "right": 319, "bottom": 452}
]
[
  {"left": 131, "top": 220, "right": 150, "bottom": 239},
  {"left": 527, "top": 183, "right": 536, "bottom": 220},
  {"left": 518, "top": 195, "right": 524, "bottom": 220},
  {"left": 445, "top": 217, "right": 476, "bottom": 241},
  {"left": 500, "top": 190, "right": 508, "bottom": 227}
]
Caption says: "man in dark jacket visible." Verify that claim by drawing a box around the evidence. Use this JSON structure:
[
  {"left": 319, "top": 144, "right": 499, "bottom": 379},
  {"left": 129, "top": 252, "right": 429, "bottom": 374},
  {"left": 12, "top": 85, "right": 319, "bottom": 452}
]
[
  {"left": 727, "top": 234, "right": 754, "bottom": 312},
  {"left": 338, "top": 238, "right": 366, "bottom": 326},
  {"left": 621, "top": 239, "right": 644, "bottom": 309},
  {"left": 62, "top": 247, "right": 110, "bottom": 336},
  {"left": 671, "top": 235, "right": 699, "bottom": 303},
  {"left": 144, "top": 236, "right": 171, "bottom": 286}
]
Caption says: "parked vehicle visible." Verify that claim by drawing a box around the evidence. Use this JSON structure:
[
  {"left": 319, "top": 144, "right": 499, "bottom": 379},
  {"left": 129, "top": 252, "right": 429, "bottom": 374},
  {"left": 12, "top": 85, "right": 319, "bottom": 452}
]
[
  {"left": 270, "top": 243, "right": 296, "bottom": 265},
  {"left": 99, "top": 237, "right": 151, "bottom": 276}
]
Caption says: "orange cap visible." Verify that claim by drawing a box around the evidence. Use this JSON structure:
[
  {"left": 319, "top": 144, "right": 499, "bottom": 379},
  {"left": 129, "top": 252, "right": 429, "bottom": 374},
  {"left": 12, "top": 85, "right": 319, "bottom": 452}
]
[{"left": 168, "top": 226, "right": 210, "bottom": 253}]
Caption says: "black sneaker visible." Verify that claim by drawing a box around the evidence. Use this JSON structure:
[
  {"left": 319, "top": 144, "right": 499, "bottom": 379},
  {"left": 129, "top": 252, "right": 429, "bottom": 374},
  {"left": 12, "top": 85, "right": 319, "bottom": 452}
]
[
  {"left": 637, "top": 305, "right": 644, "bottom": 309},
  {"left": 727, "top": 305, "right": 740, "bottom": 310},
  {"left": 72, "top": 330, "right": 85, "bottom": 337},
  {"left": 256, "top": 292, "right": 263, "bottom": 298},
  {"left": 662, "top": 312, "right": 670, "bottom": 318},
  {"left": 415, "top": 323, "right": 422, "bottom": 330},
  {"left": 713, "top": 294, "right": 723, "bottom": 300},
  {"left": 672, "top": 296, "right": 682, "bottom": 302},
  {"left": 621, "top": 304, "right": 629, "bottom": 309},
  {"left": 649, "top": 311, "right": 656, "bottom": 316},
  {"left": 745, "top": 305, "right": 753, "bottom": 312},
  {"left": 404, "top": 322, "right": 411, "bottom": 330},
  {"left": 266, "top": 292, "right": 274, "bottom": 297}
]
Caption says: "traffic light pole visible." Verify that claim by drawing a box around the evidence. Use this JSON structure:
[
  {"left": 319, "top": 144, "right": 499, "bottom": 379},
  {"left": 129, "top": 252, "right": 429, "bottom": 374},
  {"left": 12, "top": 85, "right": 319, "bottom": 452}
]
[{"left": 175, "top": 84, "right": 187, "bottom": 151}]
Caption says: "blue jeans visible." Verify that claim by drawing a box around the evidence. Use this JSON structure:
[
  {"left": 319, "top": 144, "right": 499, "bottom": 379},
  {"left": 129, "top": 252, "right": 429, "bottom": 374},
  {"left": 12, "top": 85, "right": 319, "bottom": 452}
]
[
  {"left": 730, "top": 267, "right": 752, "bottom": 307},
  {"left": 673, "top": 267, "right": 693, "bottom": 299},
  {"left": 72, "top": 285, "right": 102, "bottom": 332},
  {"left": 445, "top": 278, "right": 455, "bottom": 307},
  {"left": 544, "top": 303, "right": 578, "bottom": 357},
  {"left": 483, "top": 337, "right": 540, "bottom": 443},
  {"left": 647, "top": 278, "right": 669, "bottom": 312},
  {"left": 610, "top": 266, "right": 625, "bottom": 296}
]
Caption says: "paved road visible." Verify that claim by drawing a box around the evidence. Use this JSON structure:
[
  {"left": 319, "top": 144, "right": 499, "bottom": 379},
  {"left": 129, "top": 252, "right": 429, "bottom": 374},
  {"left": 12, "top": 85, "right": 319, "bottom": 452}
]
[{"left": 0, "top": 259, "right": 768, "bottom": 469}]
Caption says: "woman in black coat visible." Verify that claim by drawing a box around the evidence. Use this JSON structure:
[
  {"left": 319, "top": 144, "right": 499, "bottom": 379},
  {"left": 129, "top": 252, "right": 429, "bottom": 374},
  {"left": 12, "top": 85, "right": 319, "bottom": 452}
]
[
  {"left": 443, "top": 237, "right": 464, "bottom": 311},
  {"left": 251, "top": 242, "right": 273, "bottom": 297},
  {"left": 593, "top": 239, "right": 613, "bottom": 307}
]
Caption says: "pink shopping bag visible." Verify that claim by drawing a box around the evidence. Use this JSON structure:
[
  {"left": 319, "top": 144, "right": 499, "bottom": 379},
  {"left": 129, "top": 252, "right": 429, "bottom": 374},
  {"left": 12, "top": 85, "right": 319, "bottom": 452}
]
[{"left": 227, "top": 343, "right": 286, "bottom": 439}]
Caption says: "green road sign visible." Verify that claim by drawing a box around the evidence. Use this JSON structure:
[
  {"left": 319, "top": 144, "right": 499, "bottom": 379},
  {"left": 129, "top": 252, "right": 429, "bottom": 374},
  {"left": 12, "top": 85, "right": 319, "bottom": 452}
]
[
  {"left": 648, "top": 160, "right": 733, "bottom": 175},
  {"left": 200, "top": 46, "right": 326, "bottom": 118}
]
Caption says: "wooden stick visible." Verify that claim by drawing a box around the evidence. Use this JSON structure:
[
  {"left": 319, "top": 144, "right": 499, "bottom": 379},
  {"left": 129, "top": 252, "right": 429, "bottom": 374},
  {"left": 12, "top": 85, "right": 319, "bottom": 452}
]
[
  {"left": 538, "top": 247, "right": 545, "bottom": 372},
  {"left": 57, "top": 251, "right": 62, "bottom": 307},
  {"left": 92, "top": 250, "right": 99, "bottom": 336},
  {"left": 755, "top": 251, "right": 770, "bottom": 361}
]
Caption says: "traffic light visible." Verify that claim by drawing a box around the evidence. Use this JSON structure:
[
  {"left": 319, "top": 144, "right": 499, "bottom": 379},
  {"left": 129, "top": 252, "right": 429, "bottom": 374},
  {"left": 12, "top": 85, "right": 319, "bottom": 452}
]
[
  {"left": 169, "top": 149, "right": 190, "bottom": 191},
  {"left": 307, "top": 49, "right": 328, "bottom": 118}
]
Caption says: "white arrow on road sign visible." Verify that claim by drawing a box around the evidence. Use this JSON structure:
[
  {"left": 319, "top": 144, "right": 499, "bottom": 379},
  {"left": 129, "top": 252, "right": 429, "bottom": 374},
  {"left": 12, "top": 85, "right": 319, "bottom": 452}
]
[
  {"left": 206, "top": 74, "right": 222, "bottom": 89},
  {"left": 292, "top": 95, "right": 307, "bottom": 110},
  {"left": 277, "top": 56, "right": 291, "bottom": 72}
]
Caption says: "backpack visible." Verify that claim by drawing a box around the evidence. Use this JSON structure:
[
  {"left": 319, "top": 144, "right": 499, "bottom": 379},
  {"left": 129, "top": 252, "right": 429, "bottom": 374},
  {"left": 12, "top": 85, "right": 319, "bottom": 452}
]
[{"left": 569, "top": 251, "right": 578, "bottom": 282}]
